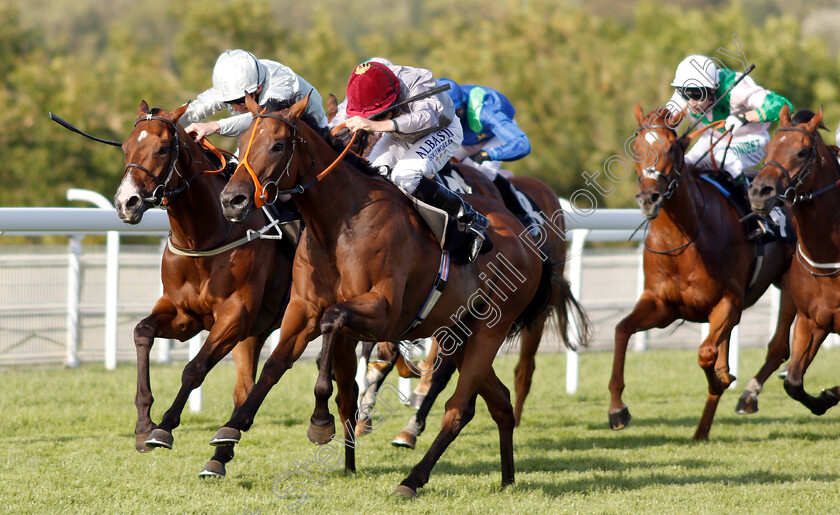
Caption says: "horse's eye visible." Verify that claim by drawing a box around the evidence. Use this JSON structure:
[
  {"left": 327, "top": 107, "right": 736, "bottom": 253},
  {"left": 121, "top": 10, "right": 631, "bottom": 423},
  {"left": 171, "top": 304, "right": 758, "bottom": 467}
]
[
  {"left": 797, "top": 149, "right": 808, "bottom": 159},
  {"left": 270, "top": 142, "right": 285, "bottom": 153},
  {"left": 158, "top": 145, "right": 169, "bottom": 155}
]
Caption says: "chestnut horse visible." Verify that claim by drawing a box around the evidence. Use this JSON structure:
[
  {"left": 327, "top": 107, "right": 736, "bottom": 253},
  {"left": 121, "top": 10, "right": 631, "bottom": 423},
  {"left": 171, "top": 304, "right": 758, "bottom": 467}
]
[
  {"left": 749, "top": 105, "right": 840, "bottom": 414},
  {"left": 211, "top": 93, "right": 557, "bottom": 497},
  {"left": 609, "top": 105, "right": 796, "bottom": 440},
  {"left": 114, "top": 101, "right": 296, "bottom": 477}
]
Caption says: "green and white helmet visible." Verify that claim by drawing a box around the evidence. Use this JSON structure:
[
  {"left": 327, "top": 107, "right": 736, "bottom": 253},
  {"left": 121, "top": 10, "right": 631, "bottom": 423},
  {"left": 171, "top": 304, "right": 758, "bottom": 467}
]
[{"left": 210, "top": 49, "right": 266, "bottom": 103}]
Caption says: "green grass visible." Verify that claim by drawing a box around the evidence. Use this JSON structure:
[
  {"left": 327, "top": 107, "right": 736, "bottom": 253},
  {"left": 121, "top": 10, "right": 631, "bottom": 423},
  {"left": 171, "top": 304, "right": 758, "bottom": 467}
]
[{"left": 2, "top": 347, "right": 840, "bottom": 514}]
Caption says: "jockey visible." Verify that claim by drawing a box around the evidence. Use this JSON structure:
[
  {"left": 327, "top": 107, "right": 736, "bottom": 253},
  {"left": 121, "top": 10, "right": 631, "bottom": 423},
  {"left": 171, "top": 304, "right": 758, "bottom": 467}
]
[
  {"left": 329, "top": 58, "right": 490, "bottom": 262},
  {"left": 438, "top": 78, "right": 539, "bottom": 236},
  {"left": 180, "top": 49, "right": 328, "bottom": 141},
  {"left": 666, "top": 55, "right": 792, "bottom": 241}
]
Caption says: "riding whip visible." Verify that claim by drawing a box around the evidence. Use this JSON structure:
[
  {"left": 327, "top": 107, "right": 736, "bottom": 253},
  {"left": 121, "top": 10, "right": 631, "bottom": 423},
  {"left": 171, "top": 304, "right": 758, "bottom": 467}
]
[
  {"left": 48, "top": 112, "right": 123, "bottom": 147},
  {"left": 679, "top": 63, "right": 756, "bottom": 139},
  {"left": 367, "top": 83, "right": 452, "bottom": 120}
]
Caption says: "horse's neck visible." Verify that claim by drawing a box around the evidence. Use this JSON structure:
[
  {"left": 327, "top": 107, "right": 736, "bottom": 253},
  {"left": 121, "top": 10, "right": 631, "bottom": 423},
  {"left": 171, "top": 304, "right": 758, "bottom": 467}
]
[
  {"left": 654, "top": 172, "right": 703, "bottom": 239},
  {"left": 793, "top": 144, "right": 840, "bottom": 260},
  {"left": 166, "top": 143, "right": 229, "bottom": 246}
]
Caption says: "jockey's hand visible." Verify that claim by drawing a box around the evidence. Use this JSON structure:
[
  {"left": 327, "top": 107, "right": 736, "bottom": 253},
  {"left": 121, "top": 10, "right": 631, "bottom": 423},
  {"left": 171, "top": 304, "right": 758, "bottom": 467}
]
[
  {"left": 724, "top": 113, "right": 748, "bottom": 133},
  {"left": 345, "top": 116, "right": 393, "bottom": 133},
  {"left": 469, "top": 150, "right": 490, "bottom": 164},
  {"left": 184, "top": 121, "right": 221, "bottom": 142}
]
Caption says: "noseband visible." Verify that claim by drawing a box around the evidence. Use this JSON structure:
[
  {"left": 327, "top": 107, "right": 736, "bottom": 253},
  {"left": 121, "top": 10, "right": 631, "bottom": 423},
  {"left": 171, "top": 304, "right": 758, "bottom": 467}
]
[
  {"left": 636, "top": 125, "right": 685, "bottom": 200},
  {"left": 125, "top": 115, "right": 191, "bottom": 207}
]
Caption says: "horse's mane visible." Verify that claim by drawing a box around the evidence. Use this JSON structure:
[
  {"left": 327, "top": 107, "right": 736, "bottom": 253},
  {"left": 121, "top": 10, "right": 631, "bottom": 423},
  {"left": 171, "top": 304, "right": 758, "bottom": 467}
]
[
  {"left": 791, "top": 109, "right": 828, "bottom": 131},
  {"left": 261, "top": 96, "right": 381, "bottom": 178}
]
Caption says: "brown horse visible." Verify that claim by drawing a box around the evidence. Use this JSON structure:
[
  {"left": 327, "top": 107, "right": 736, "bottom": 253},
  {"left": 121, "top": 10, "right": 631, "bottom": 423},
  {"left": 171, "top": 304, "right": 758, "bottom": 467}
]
[
  {"left": 749, "top": 105, "right": 840, "bottom": 414},
  {"left": 354, "top": 166, "right": 590, "bottom": 448},
  {"left": 114, "top": 101, "right": 296, "bottom": 477},
  {"left": 211, "top": 93, "right": 559, "bottom": 497},
  {"left": 609, "top": 105, "right": 797, "bottom": 440}
]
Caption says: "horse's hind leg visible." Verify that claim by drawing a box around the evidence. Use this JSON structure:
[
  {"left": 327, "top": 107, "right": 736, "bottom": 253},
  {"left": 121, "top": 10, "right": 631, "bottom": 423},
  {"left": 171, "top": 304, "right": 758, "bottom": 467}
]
[
  {"left": 736, "top": 288, "right": 795, "bottom": 414},
  {"left": 200, "top": 335, "right": 267, "bottom": 478},
  {"left": 610, "top": 293, "right": 675, "bottom": 430},
  {"left": 513, "top": 315, "right": 545, "bottom": 426},
  {"left": 392, "top": 354, "right": 456, "bottom": 449},
  {"left": 409, "top": 338, "right": 439, "bottom": 408},
  {"left": 783, "top": 316, "right": 838, "bottom": 415},
  {"left": 355, "top": 341, "right": 398, "bottom": 436}
]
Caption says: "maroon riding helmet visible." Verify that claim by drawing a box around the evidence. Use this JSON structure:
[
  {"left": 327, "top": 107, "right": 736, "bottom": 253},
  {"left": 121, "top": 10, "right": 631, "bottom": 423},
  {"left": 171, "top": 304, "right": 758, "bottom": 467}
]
[{"left": 346, "top": 61, "right": 401, "bottom": 117}]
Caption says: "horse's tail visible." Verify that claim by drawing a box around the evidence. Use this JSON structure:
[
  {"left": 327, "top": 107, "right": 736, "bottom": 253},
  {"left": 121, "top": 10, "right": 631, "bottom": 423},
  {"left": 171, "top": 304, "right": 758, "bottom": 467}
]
[{"left": 509, "top": 255, "right": 591, "bottom": 350}]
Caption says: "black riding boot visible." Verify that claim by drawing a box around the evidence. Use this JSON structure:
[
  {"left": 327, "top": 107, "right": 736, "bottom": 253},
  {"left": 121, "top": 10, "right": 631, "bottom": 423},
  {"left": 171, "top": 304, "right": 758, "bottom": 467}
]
[
  {"left": 492, "top": 175, "right": 540, "bottom": 237},
  {"left": 413, "top": 177, "right": 490, "bottom": 263}
]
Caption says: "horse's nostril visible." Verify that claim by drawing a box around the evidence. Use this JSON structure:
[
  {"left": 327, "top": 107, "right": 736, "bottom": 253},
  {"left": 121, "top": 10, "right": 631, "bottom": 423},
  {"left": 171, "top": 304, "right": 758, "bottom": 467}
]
[
  {"left": 650, "top": 193, "right": 661, "bottom": 203},
  {"left": 231, "top": 194, "right": 248, "bottom": 208},
  {"left": 760, "top": 186, "right": 774, "bottom": 197},
  {"left": 126, "top": 196, "right": 140, "bottom": 209}
]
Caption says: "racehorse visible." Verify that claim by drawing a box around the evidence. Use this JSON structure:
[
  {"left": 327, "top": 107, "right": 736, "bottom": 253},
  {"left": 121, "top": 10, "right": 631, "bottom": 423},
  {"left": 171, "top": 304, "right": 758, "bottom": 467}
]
[
  {"left": 211, "top": 93, "right": 560, "bottom": 497},
  {"left": 748, "top": 105, "right": 840, "bottom": 414},
  {"left": 609, "top": 105, "right": 797, "bottom": 440},
  {"left": 325, "top": 87, "right": 590, "bottom": 442},
  {"left": 114, "top": 101, "right": 297, "bottom": 477}
]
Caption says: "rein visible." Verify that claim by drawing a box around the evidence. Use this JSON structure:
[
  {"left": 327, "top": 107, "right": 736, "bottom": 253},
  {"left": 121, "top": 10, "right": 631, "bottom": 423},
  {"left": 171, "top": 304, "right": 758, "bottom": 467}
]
[
  {"left": 644, "top": 182, "right": 708, "bottom": 256},
  {"left": 236, "top": 110, "right": 358, "bottom": 208}
]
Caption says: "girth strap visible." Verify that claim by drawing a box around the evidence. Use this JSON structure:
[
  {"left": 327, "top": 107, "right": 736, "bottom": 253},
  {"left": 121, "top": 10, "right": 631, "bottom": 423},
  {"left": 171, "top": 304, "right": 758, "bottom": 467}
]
[{"left": 397, "top": 251, "right": 450, "bottom": 338}]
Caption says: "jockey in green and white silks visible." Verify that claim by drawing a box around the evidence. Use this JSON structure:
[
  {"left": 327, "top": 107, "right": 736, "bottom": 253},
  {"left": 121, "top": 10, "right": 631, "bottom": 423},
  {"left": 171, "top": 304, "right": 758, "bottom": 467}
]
[{"left": 667, "top": 55, "right": 793, "bottom": 180}]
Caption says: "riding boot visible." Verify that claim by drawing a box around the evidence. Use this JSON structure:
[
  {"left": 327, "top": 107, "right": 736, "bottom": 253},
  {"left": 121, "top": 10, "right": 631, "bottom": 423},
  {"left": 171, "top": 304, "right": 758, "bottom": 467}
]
[
  {"left": 735, "top": 174, "right": 773, "bottom": 242},
  {"left": 492, "top": 175, "right": 540, "bottom": 237},
  {"left": 413, "top": 177, "right": 490, "bottom": 262}
]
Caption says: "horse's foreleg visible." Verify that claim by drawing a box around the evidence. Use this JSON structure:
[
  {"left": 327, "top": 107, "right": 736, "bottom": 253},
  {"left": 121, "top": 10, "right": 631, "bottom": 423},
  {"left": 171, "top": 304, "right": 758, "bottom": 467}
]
[
  {"left": 133, "top": 301, "right": 197, "bottom": 452},
  {"left": 332, "top": 341, "right": 360, "bottom": 474},
  {"left": 199, "top": 335, "right": 267, "bottom": 478},
  {"left": 783, "top": 315, "right": 837, "bottom": 415},
  {"left": 409, "top": 338, "right": 439, "bottom": 408},
  {"left": 309, "top": 293, "right": 392, "bottom": 443},
  {"left": 736, "top": 288, "right": 795, "bottom": 414},
  {"left": 355, "top": 341, "right": 398, "bottom": 436},
  {"left": 212, "top": 300, "right": 319, "bottom": 445},
  {"left": 392, "top": 354, "right": 456, "bottom": 449},
  {"left": 694, "top": 298, "right": 740, "bottom": 440},
  {"left": 610, "top": 293, "right": 674, "bottom": 430},
  {"left": 513, "top": 316, "right": 545, "bottom": 426}
]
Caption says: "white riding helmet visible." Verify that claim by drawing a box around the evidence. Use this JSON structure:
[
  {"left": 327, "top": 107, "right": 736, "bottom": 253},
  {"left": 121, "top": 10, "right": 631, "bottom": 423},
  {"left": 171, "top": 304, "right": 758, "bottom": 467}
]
[
  {"left": 210, "top": 49, "right": 266, "bottom": 103},
  {"left": 670, "top": 55, "right": 719, "bottom": 89}
]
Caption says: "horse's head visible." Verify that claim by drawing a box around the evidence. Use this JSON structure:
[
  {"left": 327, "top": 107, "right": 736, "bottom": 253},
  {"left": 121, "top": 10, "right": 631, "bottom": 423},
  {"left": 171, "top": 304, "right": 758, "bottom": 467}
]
[
  {"left": 221, "top": 93, "right": 313, "bottom": 222},
  {"left": 631, "top": 104, "right": 687, "bottom": 219},
  {"left": 115, "top": 101, "right": 189, "bottom": 224},
  {"left": 750, "top": 104, "right": 826, "bottom": 215}
]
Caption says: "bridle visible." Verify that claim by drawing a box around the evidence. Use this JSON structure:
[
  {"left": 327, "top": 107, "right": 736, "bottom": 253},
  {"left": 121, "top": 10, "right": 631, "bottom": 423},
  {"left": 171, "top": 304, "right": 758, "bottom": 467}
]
[
  {"left": 236, "top": 109, "right": 357, "bottom": 208},
  {"left": 636, "top": 124, "right": 686, "bottom": 201},
  {"left": 761, "top": 126, "right": 840, "bottom": 206}
]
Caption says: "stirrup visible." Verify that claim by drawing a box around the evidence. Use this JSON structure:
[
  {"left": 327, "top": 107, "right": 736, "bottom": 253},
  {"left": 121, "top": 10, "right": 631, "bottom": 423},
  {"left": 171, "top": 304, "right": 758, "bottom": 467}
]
[{"left": 465, "top": 215, "right": 489, "bottom": 262}]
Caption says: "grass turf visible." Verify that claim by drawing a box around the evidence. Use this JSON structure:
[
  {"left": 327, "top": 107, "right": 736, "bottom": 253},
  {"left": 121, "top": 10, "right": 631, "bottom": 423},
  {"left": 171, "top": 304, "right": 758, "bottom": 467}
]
[{"left": 2, "top": 347, "right": 839, "bottom": 514}]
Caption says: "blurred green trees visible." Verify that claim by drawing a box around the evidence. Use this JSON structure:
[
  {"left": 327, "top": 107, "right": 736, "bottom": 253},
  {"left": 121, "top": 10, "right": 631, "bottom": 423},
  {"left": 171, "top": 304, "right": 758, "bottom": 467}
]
[{"left": 2, "top": 0, "right": 838, "bottom": 208}]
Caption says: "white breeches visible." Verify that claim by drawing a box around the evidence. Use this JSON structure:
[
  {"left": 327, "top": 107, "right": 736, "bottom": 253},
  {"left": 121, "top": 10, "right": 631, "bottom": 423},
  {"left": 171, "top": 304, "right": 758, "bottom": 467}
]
[{"left": 685, "top": 130, "right": 769, "bottom": 179}]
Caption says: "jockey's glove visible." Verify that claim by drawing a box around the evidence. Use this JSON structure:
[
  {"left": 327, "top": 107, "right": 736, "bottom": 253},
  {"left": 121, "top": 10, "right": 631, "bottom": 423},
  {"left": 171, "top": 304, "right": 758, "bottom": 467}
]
[
  {"left": 469, "top": 150, "right": 490, "bottom": 164},
  {"left": 724, "top": 113, "right": 748, "bottom": 133}
]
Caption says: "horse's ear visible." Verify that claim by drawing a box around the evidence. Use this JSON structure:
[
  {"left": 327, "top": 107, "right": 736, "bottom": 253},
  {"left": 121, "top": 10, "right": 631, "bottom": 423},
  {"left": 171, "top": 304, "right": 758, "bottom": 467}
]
[
  {"left": 171, "top": 102, "right": 189, "bottom": 122},
  {"left": 245, "top": 92, "right": 260, "bottom": 115},
  {"left": 634, "top": 104, "right": 645, "bottom": 126},
  {"left": 288, "top": 91, "right": 312, "bottom": 120},
  {"left": 779, "top": 103, "right": 791, "bottom": 127},
  {"left": 138, "top": 100, "right": 151, "bottom": 116},
  {"left": 807, "top": 105, "right": 824, "bottom": 133}
]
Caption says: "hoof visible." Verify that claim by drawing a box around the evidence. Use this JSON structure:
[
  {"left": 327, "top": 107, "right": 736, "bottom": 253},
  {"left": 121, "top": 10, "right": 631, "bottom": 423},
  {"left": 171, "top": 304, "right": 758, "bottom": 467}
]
[
  {"left": 354, "top": 416, "right": 373, "bottom": 437},
  {"left": 812, "top": 387, "right": 840, "bottom": 415},
  {"left": 409, "top": 392, "right": 426, "bottom": 410},
  {"left": 135, "top": 431, "right": 156, "bottom": 453},
  {"left": 394, "top": 484, "right": 417, "bottom": 499},
  {"left": 391, "top": 429, "right": 417, "bottom": 449},
  {"left": 735, "top": 390, "right": 758, "bottom": 415},
  {"left": 198, "top": 459, "right": 226, "bottom": 478},
  {"left": 210, "top": 427, "right": 241, "bottom": 446},
  {"left": 608, "top": 406, "right": 631, "bottom": 430},
  {"left": 307, "top": 416, "right": 336, "bottom": 445},
  {"left": 144, "top": 428, "right": 174, "bottom": 449}
]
